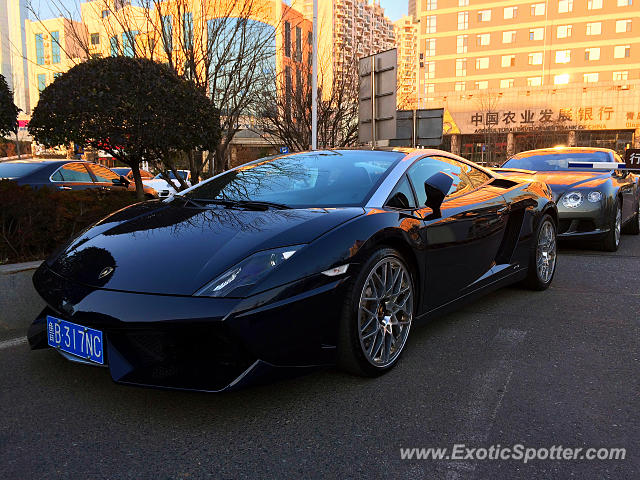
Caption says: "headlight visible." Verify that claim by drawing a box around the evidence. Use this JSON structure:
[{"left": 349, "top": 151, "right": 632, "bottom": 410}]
[
  {"left": 587, "top": 191, "right": 602, "bottom": 203},
  {"left": 194, "top": 245, "right": 305, "bottom": 297},
  {"left": 561, "top": 191, "right": 583, "bottom": 208}
]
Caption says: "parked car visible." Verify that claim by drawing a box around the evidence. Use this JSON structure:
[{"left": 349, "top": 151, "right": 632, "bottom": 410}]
[
  {"left": 142, "top": 170, "right": 191, "bottom": 198},
  {"left": 497, "top": 147, "right": 639, "bottom": 251},
  {"left": 28, "top": 148, "right": 558, "bottom": 391},
  {"left": 111, "top": 167, "right": 155, "bottom": 181},
  {"left": 0, "top": 159, "right": 158, "bottom": 198}
]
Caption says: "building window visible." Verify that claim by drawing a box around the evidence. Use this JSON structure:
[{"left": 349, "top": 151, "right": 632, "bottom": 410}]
[
  {"left": 424, "top": 38, "right": 436, "bottom": 57},
  {"left": 425, "top": 61, "right": 435, "bottom": 79},
  {"left": 90, "top": 33, "right": 100, "bottom": 45},
  {"left": 457, "top": 11, "right": 469, "bottom": 30},
  {"left": 456, "top": 35, "right": 468, "bottom": 53},
  {"left": 475, "top": 81, "right": 489, "bottom": 90},
  {"left": 504, "top": 6, "right": 518, "bottom": 19},
  {"left": 51, "top": 31, "right": 61, "bottom": 64},
  {"left": 528, "top": 52, "right": 543, "bottom": 64},
  {"left": 583, "top": 73, "right": 599, "bottom": 83},
  {"left": 503, "top": 31, "right": 516, "bottom": 43},
  {"left": 162, "top": 16, "right": 172, "bottom": 53},
  {"left": 527, "top": 76, "right": 542, "bottom": 86},
  {"left": 425, "top": 16, "right": 436, "bottom": 34},
  {"left": 122, "top": 31, "right": 137, "bottom": 57},
  {"left": 455, "top": 81, "right": 466, "bottom": 91},
  {"left": 101, "top": 10, "right": 109, "bottom": 18},
  {"left": 183, "top": 13, "right": 193, "bottom": 49},
  {"left": 554, "top": 73, "right": 570, "bottom": 84},
  {"left": 477, "top": 10, "right": 491, "bottom": 22},
  {"left": 588, "top": 0, "right": 603, "bottom": 8},
  {"left": 475, "top": 57, "right": 489, "bottom": 69},
  {"left": 35, "top": 33, "right": 44, "bottom": 65},
  {"left": 425, "top": 83, "right": 435, "bottom": 96},
  {"left": 37, "top": 73, "right": 46, "bottom": 93},
  {"left": 558, "top": 0, "right": 573, "bottom": 13},
  {"left": 284, "top": 21, "right": 291, "bottom": 57},
  {"left": 477, "top": 33, "right": 490, "bottom": 46},
  {"left": 500, "top": 79, "right": 514, "bottom": 88},
  {"left": 456, "top": 58, "right": 467, "bottom": 76},
  {"left": 295, "top": 26, "right": 302, "bottom": 61},
  {"left": 531, "top": 3, "right": 545, "bottom": 15},
  {"left": 425, "top": 0, "right": 437, "bottom": 10},
  {"left": 586, "top": 22, "right": 601, "bottom": 35},
  {"left": 557, "top": 25, "right": 572, "bottom": 38},
  {"left": 614, "top": 45, "right": 631, "bottom": 58},
  {"left": 555, "top": 49, "right": 571, "bottom": 63},
  {"left": 529, "top": 28, "right": 544, "bottom": 40},
  {"left": 617, "top": 0, "right": 632, "bottom": 5},
  {"left": 501, "top": 54, "right": 515, "bottom": 67},
  {"left": 458, "top": 0, "right": 469, "bottom": 6},
  {"left": 613, "top": 71, "right": 628, "bottom": 80},
  {"left": 616, "top": 20, "right": 632, "bottom": 33},
  {"left": 585, "top": 47, "right": 600, "bottom": 60},
  {"left": 110, "top": 36, "right": 119, "bottom": 56},
  {"left": 53, "top": 72, "right": 62, "bottom": 79}
]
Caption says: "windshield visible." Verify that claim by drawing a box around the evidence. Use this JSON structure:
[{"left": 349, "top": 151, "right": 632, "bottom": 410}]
[
  {"left": 0, "top": 163, "right": 48, "bottom": 179},
  {"left": 503, "top": 151, "right": 613, "bottom": 171},
  {"left": 185, "top": 150, "right": 405, "bottom": 208},
  {"left": 155, "top": 171, "right": 188, "bottom": 180}
]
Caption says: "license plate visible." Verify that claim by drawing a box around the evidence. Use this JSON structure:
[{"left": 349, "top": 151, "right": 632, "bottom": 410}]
[{"left": 46, "top": 316, "right": 104, "bottom": 365}]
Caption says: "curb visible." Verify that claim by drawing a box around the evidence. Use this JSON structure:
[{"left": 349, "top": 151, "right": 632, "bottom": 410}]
[{"left": 0, "top": 261, "right": 45, "bottom": 338}]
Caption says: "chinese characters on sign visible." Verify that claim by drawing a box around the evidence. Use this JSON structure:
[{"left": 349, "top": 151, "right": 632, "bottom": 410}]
[
  {"left": 624, "top": 149, "right": 640, "bottom": 169},
  {"left": 469, "top": 106, "right": 617, "bottom": 132}
]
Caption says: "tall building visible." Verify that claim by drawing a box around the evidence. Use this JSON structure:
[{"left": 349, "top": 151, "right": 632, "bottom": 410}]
[
  {"left": 414, "top": 0, "right": 640, "bottom": 163},
  {"left": 301, "top": 0, "right": 395, "bottom": 94},
  {"left": 0, "top": 0, "right": 29, "bottom": 113},
  {"left": 394, "top": 15, "right": 419, "bottom": 109}
]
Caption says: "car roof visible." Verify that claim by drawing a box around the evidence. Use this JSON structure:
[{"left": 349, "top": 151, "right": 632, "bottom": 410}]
[
  {"left": 1, "top": 159, "right": 89, "bottom": 166},
  {"left": 513, "top": 147, "right": 615, "bottom": 156}
]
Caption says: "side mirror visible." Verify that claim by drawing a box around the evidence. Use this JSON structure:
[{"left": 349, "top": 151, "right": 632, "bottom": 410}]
[
  {"left": 424, "top": 171, "right": 454, "bottom": 219},
  {"left": 112, "top": 175, "right": 131, "bottom": 186}
]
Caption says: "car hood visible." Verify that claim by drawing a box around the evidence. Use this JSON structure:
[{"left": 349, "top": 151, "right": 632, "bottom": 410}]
[
  {"left": 46, "top": 203, "right": 365, "bottom": 295},
  {"left": 497, "top": 170, "right": 611, "bottom": 202}
]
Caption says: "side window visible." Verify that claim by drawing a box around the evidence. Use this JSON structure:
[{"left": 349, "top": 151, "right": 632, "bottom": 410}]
[
  {"left": 386, "top": 175, "right": 416, "bottom": 209},
  {"left": 406, "top": 156, "right": 450, "bottom": 206},
  {"left": 89, "top": 164, "right": 119, "bottom": 182},
  {"left": 466, "top": 165, "right": 492, "bottom": 188},
  {"left": 52, "top": 163, "right": 94, "bottom": 182}
]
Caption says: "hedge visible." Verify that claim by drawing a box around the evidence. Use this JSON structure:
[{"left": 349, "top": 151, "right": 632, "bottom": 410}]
[{"left": 0, "top": 180, "right": 139, "bottom": 264}]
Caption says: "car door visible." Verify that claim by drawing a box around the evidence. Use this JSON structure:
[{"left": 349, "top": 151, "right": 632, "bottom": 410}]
[
  {"left": 49, "top": 162, "right": 96, "bottom": 191},
  {"left": 406, "top": 155, "right": 508, "bottom": 311},
  {"left": 87, "top": 163, "right": 126, "bottom": 193}
]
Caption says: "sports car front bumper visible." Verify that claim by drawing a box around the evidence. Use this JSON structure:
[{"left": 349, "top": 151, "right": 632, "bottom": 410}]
[{"left": 28, "top": 263, "right": 348, "bottom": 391}]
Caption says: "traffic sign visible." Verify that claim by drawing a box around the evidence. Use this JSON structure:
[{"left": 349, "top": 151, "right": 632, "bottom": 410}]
[{"left": 279, "top": 146, "right": 289, "bottom": 154}]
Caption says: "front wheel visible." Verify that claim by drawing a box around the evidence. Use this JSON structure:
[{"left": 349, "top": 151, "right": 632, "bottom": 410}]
[
  {"left": 523, "top": 214, "right": 557, "bottom": 291},
  {"left": 602, "top": 199, "right": 622, "bottom": 251},
  {"left": 338, "top": 248, "right": 415, "bottom": 376}
]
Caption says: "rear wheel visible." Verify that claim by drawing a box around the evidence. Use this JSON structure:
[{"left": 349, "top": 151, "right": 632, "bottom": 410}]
[
  {"left": 523, "top": 214, "right": 557, "bottom": 291},
  {"left": 602, "top": 199, "right": 622, "bottom": 251},
  {"left": 338, "top": 248, "right": 414, "bottom": 376}
]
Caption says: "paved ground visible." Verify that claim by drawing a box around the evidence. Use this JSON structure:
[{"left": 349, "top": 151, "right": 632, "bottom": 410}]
[{"left": 1, "top": 236, "right": 639, "bottom": 479}]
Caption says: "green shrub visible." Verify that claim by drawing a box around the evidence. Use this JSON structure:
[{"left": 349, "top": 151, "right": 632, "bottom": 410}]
[{"left": 0, "top": 180, "right": 139, "bottom": 264}]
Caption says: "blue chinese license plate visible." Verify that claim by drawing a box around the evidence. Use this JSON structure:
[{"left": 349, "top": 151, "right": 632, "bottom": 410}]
[{"left": 46, "top": 316, "right": 104, "bottom": 364}]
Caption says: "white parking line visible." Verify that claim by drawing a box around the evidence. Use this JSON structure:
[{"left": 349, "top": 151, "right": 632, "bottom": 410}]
[{"left": 0, "top": 337, "right": 28, "bottom": 350}]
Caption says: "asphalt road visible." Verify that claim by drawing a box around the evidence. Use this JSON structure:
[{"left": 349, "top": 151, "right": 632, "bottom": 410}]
[{"left": 1, "top": 236, "right": 639, "bottom": 479}]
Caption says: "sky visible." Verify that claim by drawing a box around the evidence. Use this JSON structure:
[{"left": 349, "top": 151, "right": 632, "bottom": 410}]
[{"left": 31, "top": 0, "right": 408, "bottom": 22}]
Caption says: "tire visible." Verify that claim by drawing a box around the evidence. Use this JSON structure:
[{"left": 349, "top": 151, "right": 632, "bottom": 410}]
[
  {"left": 601, "top": 199, "right": 622, "bottom": 252},
  {"left": 622, "top": 200, "right": 640, "bottom": 235},
  {"left": 522, "top": 214, "right": 557, "bottom": 291},
  {"left": 337, "top": 248, "right": 415, "bottom": 377}
]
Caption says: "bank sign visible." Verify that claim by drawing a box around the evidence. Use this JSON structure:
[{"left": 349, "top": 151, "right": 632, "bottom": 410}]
[{"left": 455, "top": 105, "right": 640, "bottom": 134}]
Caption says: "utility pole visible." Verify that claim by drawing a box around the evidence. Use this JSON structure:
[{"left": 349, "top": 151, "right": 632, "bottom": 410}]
[{"left": 311, "top": 0, "right": 318, "bottom": 150}]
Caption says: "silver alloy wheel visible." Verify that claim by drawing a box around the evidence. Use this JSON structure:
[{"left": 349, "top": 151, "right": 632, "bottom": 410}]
[
  {"left": 615, "top": 205, "right": 622, "bottom": 246},
  {"left": 536, "top": 219, "right": 557, "bottom": 284},
  {"left": 358, "top": 257, "right": 414, "bottom": 368}
]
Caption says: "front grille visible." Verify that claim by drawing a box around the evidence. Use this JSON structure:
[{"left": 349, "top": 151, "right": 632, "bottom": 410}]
[{"left": 559, "top": 219, "right": 597, "bottom": 234}]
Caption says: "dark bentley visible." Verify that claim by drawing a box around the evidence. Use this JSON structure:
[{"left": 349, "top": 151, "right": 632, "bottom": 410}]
[
  {"left": 28, "top": 149, "right": 558, "bottom": 391},
  {"left": 498, "top": 147, "right": 640, "bottom": 251}
]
